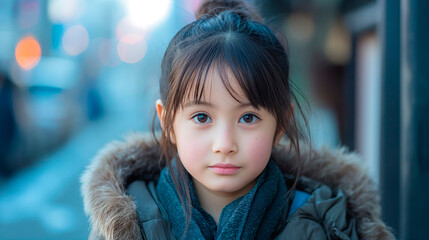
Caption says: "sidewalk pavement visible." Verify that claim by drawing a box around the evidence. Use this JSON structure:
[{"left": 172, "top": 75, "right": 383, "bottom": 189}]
[{"left": 0, "top": 111, "right": 150, "bottom": 240}]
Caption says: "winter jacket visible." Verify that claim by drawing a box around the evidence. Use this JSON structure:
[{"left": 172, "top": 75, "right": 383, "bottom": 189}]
[{"left": 80, "top": 133, "right": 395, "bottom": 240}]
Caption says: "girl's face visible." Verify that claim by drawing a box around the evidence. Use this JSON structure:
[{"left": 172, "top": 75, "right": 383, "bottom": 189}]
[{"left": 158, "top": 68, "right": 281, "bottom": 198}]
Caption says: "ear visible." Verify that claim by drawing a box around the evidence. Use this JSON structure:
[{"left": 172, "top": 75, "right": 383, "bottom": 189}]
[
  {"left": 156, "top": 99, "right": 176, "bottom": 144},
  {"left": 273, "top": 103, "right": 295, "bottom": 146},
  {"left": 156, "top": 99, "right": 164, "bottom": 129},
  {"left": 273, "top": 132, "right": 284, "bottom": 146}
]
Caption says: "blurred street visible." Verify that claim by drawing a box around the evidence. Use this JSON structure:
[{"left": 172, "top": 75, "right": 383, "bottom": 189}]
[
  {"left": 1, "top": 117, "right": 123, "bottom": 239},
  {"left": 0, "top": 66, "right": 158, "bottom": 239},
  {"left": 0, "top": 2, "right": 181, "bottom": 238}
]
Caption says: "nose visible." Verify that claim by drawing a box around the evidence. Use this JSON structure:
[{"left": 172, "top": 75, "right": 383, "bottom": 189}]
[{"left": 212, "top": 124, "right": 238, "bottom": 155}]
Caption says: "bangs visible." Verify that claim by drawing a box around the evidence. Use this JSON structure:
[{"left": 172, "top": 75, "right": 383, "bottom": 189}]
[{"left": 169, "top": 32, "right": 290, "bottom": 114}]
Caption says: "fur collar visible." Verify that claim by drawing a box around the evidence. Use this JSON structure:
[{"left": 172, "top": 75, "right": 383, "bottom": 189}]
[{"left": 80, "top": 132, "right": 395, "bottom": 240}]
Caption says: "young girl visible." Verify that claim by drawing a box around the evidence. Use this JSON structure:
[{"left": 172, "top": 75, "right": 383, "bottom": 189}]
[{"left": 81, "top": 0, "right": 395, "bottom": 239}]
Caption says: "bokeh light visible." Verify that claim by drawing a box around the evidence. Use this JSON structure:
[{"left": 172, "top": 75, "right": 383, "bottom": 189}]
[
  {"left": 48, "top": 0, "right": 80, "bottom": 23},
  {"left": 62, "top": 25, "right": 89, "bottom": 56},
  {"left": 324, "top": 21, "right": 351, "bottom": 65},
  {"left": 284, "top": 12, "right": 315, "bottom": 43},
  {"left": 15, "top": 35, "right": 42, "bottom": 70},
  {"left": 18, "top": 0, "right": 40, "bottom": 29},
  {"left": 183, "top": 0, "right": 203, "bottom": 20},
  {"left": 116, "top": 17, "right": 147, "bottom": 41},
  {"left": 117, "top": 35, "right": 147, "bottom": 64},
  {"left": 124, "top": 0, "right": 172, "bottom": 29}
]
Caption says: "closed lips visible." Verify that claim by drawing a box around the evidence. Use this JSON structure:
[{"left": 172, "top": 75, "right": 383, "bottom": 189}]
[
  {"left": 208, "top": 164, "right": 241, "bottom": 174},
  {"left": 209, "top": 163, "right": 240, "bottom": 168}
]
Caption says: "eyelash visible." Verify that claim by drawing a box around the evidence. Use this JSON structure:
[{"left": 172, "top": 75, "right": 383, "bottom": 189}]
[
  {"left": 190, "top": 112, "right": 260, "bottom": 125},
  {"left": 191, "top": 113, "right": 213, "bottom": 124},
  {"left": 239, "top": 113, "right": 260, "bottom": 124}
]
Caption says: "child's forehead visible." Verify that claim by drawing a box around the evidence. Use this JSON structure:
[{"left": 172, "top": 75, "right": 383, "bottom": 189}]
[{"left": 183, "top": 66, "right": 249, "bottom": 104}]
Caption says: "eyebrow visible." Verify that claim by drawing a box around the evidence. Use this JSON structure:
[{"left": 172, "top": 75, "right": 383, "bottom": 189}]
[
  {"left": 183, "top": 101, "right": 213, "bottom": 108},
  {"left": 183, "top": 101, "right": 253, "bottom": 109}
]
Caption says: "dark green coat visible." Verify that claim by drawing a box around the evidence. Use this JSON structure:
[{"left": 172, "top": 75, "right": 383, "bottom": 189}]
[{"left": 81, "top": 133, "right": 395, "bottom": 240}]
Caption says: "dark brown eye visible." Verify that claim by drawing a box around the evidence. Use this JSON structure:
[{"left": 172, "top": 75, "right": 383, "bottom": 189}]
[
  {"left": 240, "top": 114, "right": 258, "bottom": 124},
  {"left": 192, "top": 113, "right": 211, "bottom": 124}
]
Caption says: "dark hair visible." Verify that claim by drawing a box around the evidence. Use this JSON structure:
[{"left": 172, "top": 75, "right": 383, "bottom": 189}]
[{"left": 152, "top": 0, "right": 308, "bottom": 235}]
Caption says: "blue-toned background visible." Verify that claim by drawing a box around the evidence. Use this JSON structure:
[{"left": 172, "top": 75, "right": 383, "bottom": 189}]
[{"left": 1, "top": 0, "right": 426, "bottom": 239}]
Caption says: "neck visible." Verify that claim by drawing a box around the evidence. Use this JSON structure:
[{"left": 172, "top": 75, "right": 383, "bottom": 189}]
[{"left": 192, "top": 178, "right": 256, "bottom": 224}]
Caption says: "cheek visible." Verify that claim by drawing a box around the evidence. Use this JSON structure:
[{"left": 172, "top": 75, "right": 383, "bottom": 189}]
[
  {"left": 246, "top": 133, "right": 275, "bottom": 165},
  {"left": 175, "top": 129, "right": 209, "bottom": 165}
]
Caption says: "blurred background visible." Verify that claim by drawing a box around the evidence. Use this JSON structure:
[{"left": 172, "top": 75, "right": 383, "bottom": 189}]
[{"left": 0, "top": 0, "right": 427, "bottom": 239}]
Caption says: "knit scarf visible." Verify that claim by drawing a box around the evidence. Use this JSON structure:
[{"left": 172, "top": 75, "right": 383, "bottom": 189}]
[{"left": 156, "top": 160, "right": 289, "bottom": 240}]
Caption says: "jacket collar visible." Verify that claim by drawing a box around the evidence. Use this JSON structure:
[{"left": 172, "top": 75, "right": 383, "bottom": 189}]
[{"left": 81, "top": 132, "right": 394, "bottom": 240}]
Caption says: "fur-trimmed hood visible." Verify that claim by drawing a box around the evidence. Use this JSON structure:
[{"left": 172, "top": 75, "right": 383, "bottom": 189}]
[{"left": 81, "top": 133, "right": 395, "bottom": 240}]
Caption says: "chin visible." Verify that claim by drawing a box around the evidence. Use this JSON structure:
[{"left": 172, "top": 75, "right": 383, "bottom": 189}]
[{"left": 208, "top": 183, "right": 245, "bottom": 194}]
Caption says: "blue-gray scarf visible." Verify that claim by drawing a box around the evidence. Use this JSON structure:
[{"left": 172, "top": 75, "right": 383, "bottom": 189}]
[{"left": 156, "top": 160, "right": 289, "bottom": 240}]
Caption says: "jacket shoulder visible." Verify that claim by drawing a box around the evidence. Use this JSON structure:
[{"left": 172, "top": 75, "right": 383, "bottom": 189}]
[
  {"left": 277, "top": 176, "right": 359, "bottom": 239},
  {"left": 126, "top": 180, "right": 174, "bottom": 240},
  {"left": 273, "top": 141, "right": 396, "bottom": 239},
  {"left": 80, "top": 133, "right": 163, "bottom": 240}
]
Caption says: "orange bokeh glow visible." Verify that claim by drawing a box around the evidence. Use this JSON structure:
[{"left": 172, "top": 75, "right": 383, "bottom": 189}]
[{"left": 15, "top": 36, "right": 42, "bottom": 70}]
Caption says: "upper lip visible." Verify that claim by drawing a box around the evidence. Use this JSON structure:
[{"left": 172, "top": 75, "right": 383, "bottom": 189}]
[{"left": 209, "top": 163, "right": 240, "bottom": 168}]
